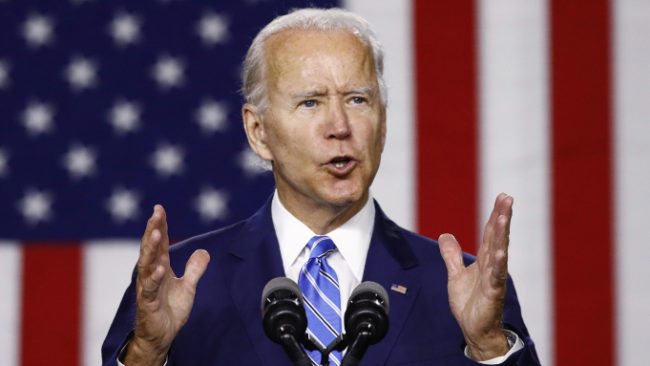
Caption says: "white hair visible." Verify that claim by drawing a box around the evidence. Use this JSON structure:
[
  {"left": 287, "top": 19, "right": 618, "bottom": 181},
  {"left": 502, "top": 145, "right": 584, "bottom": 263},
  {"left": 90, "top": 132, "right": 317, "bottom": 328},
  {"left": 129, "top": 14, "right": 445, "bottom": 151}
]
[{"left": 241, "top": 8, "right": 387, "bottom": 112}]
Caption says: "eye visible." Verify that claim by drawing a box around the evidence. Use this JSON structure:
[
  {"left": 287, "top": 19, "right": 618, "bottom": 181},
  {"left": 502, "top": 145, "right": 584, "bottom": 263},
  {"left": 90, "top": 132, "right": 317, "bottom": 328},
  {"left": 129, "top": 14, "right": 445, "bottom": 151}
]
[
  {"left": 301, "top": 99, "right": 316, "bottom": 108},
  {"left": 351, "top": 96, "right": 366, "bottom": 104}
]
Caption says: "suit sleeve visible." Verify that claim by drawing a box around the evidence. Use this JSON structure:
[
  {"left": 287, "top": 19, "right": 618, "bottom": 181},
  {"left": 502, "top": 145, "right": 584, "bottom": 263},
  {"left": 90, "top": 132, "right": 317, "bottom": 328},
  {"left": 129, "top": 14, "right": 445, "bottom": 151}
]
[{"left": 494, "top": 275, "right": 543, "bottom": 366}]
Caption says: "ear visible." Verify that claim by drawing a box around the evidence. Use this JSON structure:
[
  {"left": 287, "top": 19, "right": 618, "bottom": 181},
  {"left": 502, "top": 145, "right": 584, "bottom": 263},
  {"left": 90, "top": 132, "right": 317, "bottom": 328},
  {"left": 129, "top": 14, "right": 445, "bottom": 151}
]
[
  {"left": 242, "top": 103, "right": 274, "bottom": 161},
  {"left": 379, "top": 106, "right": 387, "bottom": 153}
]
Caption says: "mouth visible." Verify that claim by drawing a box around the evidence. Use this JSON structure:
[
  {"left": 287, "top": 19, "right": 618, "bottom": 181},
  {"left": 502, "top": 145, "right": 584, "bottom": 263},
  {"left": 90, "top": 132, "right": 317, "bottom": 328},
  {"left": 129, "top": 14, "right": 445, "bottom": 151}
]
[{"left": 324, "top": 156, "right": 357, "bottom": 176}]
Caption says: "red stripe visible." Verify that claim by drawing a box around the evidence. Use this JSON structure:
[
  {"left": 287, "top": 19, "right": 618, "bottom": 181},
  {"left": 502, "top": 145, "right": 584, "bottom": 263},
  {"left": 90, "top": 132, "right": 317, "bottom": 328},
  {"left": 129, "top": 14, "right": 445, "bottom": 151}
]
[
  {"left": 551, "top": 1, "right": 614, "bottom": 364},
  {"left": 21, "top": 243, "right": 81, "bottom": 366},
  {"left": 414, "top": 0, "right": 478, "bottom": 253}
]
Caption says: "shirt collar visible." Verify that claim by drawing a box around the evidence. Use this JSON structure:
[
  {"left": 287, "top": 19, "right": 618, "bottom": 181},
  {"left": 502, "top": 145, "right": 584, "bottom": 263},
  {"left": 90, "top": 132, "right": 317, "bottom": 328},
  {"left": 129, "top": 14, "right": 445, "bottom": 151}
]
[{"left": 271, "top": 190, "right": 375, "bottom": 282}]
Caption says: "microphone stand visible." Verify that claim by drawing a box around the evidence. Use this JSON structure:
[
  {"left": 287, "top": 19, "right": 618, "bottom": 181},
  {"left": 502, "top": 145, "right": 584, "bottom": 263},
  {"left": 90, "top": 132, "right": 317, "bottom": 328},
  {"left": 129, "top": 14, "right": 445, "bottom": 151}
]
[
  {"left": 339, "top": 329, "right": 372, "bottom": 366},
  {"left": 306, "top": 322, "right": 377, "bottom": 366},
  {"left": 279, "top": 333, "right": 314, "bottom": 366},
  {"left": 302, "top": 333, "right": 347, "bottom": 366}
]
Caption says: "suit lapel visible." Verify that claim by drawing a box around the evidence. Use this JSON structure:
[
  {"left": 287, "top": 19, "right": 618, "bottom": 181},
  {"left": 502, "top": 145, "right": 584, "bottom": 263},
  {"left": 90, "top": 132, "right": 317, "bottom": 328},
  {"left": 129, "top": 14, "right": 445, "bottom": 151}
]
[
  {"left": 360, "top": 201, "right": 421, "bottom": 365},
  {"left": 221, "top": 199, "right": 289, "bottom": 364}
]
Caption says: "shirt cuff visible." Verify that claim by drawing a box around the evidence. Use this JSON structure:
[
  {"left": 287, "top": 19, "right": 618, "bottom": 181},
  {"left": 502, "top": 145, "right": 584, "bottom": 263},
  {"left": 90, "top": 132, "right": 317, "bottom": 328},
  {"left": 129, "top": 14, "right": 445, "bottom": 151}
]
[
  {"left": 463, "top": 329, "right": 524, "bottom": 365},
  {"left": 117, "top": 340, "right": 168, "bottom": 366}
]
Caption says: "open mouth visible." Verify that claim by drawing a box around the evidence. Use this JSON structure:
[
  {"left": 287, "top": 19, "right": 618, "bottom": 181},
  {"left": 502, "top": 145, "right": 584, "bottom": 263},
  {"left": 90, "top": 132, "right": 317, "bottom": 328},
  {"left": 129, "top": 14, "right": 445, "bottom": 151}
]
[
  {"left": 330, "top": 156, "right": 352, "bottom": 169},
  {"left": 325, "top": 156, "right": 356, "bottom": 176}
]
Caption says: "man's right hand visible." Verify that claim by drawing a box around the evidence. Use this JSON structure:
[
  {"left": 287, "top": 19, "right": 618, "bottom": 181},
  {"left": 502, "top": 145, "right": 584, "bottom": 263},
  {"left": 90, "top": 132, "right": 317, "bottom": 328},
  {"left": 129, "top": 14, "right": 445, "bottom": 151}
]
[{"left": 124, "top": 205, "right": 210, "bottom": 366}]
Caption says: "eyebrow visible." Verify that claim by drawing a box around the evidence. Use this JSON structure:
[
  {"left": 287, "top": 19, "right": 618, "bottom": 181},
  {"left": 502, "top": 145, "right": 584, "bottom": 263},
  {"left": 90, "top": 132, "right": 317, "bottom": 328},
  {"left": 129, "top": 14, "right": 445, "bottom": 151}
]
[
  {"left": 291, "top": 86, "right": 376, "bottom": 99},
  {"left": 290, "top": 90, "right": 327, "bottom": 99},
  {"left": 345, "top": 86, "right": 375, "bottom": 95}
]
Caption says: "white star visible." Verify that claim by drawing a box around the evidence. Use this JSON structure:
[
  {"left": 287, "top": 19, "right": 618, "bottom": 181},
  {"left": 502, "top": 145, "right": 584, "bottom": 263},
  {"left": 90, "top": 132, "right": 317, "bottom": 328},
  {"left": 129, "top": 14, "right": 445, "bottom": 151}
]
[
  {"left": 18, "top": 189, "right": 54, "bottom": 225},
  {"left": 151, "top": 55, "right": 184, "bottom": 89},
  {"left": 238, "top": 146, "right": 271, "bottom": 176},
  {"left": 196, "top": 13, "right": 229, "bottom": 46},
  {"left": 22, "top": 14, "right": 54, "bottom": 47},
  {"left": 0, "top": 60, "right": 10, "bottom": 89},
  {"left": 109, "top": 12, "right": 141, "bottom": 46},
  {"left": 62, "top": 144, "right": 97, "bottom": 179},
  {"left": 195, "top": 100, "right": 227, "bottom": 133},
  {"left": 108, "top": 100, "right": 141, "bottom": 135},
  {"left": 64, "top": 57, "right": 98, "bottom": 90},
  {"left": 150, "top": 143, "right": 184, "bottom": 177},
  {"left": 106, "top": 187, "right": 139, "bottom": 222},
  {"left": 22, "top": 101, "right": 55, "bottom": 136},
  {"left": 0, "top": 148, "right": 9, "bottom": 177},
  {"left": 194, "top": 188, "right": 228, "bottom": 222}
]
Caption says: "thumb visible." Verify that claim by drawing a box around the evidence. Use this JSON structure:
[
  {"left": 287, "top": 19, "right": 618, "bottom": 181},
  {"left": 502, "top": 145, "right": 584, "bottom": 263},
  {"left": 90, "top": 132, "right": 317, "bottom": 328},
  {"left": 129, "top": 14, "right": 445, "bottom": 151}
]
[
  {"left": 182, "top": 249, "right": 210, "bottom": 289},
  {"left": 438, "top": 233, "right": 465, "bottom": 279}
]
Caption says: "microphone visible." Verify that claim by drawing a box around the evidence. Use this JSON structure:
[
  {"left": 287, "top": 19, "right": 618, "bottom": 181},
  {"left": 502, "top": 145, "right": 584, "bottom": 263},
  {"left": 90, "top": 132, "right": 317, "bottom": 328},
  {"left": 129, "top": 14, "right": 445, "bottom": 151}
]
[
  {"left": 341, "top": 281, "right": 390, "bottom": 366},
  {"left": 261, "top": 277, "right": 312, "bottom": 366}
]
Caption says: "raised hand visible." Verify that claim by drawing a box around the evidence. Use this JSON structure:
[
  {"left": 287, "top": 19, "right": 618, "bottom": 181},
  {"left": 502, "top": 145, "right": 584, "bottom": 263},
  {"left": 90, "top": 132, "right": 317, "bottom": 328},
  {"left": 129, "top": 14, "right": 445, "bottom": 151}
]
[
  {"left": 124, "top": 205, "right": 210, "bottom": 366},
  {"left": 438, "top": 193, "right": 513, "bottom": 361}
]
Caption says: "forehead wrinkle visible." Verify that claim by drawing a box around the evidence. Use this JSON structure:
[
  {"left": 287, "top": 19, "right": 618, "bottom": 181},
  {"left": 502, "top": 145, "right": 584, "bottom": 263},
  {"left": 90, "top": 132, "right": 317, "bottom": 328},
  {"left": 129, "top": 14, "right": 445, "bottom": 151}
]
[
  {"left": 264, "top": 28, "right": 378, "bottom": 100},
  {"left": 344, "top": 86, "right": 375, "bottom": 95}
]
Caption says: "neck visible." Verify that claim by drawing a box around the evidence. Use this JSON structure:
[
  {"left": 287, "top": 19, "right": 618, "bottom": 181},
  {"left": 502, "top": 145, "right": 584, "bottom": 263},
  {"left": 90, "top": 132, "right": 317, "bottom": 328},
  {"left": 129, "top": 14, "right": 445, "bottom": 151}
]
[{"left": 276, "top": 191, "right": 369, "bottom": 235}]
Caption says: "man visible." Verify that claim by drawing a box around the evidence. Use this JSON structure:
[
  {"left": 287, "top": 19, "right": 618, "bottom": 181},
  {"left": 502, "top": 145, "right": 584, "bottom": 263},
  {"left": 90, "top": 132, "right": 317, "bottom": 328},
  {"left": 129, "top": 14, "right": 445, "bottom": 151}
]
[{"left": 103, "top": 8, "right": 540, "bottom": 366}]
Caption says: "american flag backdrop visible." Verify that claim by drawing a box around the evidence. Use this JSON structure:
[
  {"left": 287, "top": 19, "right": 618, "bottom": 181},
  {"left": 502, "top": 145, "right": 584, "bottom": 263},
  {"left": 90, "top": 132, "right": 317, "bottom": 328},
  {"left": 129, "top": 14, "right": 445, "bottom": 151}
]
[{"left": 0, "top": 1, "right": 649, "bottom": 365}]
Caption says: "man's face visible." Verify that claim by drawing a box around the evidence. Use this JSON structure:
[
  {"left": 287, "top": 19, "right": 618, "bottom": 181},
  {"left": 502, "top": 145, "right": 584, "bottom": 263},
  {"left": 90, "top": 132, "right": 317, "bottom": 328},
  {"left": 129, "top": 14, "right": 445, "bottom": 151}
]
[{"left": 251, "top": 29, "right": 386, "bottom": 213}]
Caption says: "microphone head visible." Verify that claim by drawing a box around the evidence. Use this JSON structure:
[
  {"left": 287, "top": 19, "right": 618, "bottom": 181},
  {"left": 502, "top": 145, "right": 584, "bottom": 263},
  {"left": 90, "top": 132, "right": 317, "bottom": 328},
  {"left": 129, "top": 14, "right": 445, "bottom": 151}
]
[
  {"left": 344, "top": 281, "right": 390, "bottom": 345},
  {"left": 261, "top": 277, "right": 307, "bottom": 344},
  {"left": 349, "top": 281, "right": 390, "bottom": 313}
]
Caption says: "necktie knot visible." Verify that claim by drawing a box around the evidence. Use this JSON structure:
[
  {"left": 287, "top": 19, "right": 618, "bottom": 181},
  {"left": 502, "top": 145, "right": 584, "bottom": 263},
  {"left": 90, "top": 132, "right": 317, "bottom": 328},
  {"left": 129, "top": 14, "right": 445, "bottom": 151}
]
[{"left": 307, "top": 235, "right": 336, "bottom": 260}]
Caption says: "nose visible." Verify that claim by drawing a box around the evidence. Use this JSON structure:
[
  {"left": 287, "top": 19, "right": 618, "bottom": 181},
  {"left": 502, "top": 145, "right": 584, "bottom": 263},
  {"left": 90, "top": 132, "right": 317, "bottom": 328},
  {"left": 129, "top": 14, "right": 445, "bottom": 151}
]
[{"left": 326, "top": 99, "right": 351, "bottom": 139}]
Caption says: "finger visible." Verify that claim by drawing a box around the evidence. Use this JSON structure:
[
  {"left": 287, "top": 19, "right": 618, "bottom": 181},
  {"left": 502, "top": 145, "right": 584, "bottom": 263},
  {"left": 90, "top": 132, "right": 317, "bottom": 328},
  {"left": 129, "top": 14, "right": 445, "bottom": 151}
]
[
  {"left": 140, "top": 264, "right": 166, "bottom": 301},
  {"left": 493, "top": 213, "right": 511, "bottom": 251},
  {"left": 481, "top": 193, "right": 509, "bottom": 247},
  {"left": 182, "top": 249, "right": 210, "bottom": 290},
  {"left": 480, "top": 193, "right": 514, "bottom": 260},
  {"left": 138, "top": 211, "right": 165, "bottom": 275},
  {"left": 487, "top": 248, "right": 508, "bottom": 291},
  {"left": 491, "top": 194, "right": 513, "bottom": 255},
  {"left": 483, "top": 211, "right": 512, "bottom": 289},
  {"left": 438, "top": 234, "right": 465, "bottom": 279},
  {"left": 141, "top": 205, "right": 162, "bottom": 245},
  {"left": 500, "top": 195, "right": 514, "bottom": 235},
  {"left": 156, "top": 204, "right": 171, "bottom": 257}
]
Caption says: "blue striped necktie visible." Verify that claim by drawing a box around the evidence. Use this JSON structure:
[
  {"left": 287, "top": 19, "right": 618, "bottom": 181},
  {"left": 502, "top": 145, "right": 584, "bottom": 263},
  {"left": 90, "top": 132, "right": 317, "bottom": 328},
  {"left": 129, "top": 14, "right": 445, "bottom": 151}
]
[{"left": 298, "top": 235, "right": 342, "bottom": 366}]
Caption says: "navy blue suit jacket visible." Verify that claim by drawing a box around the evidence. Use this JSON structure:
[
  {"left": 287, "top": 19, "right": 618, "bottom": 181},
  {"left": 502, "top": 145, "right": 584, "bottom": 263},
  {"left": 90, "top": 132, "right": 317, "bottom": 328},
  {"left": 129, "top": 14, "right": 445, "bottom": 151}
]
[{"left": 102, "top": 199, "right": 541, "bottom": 365}]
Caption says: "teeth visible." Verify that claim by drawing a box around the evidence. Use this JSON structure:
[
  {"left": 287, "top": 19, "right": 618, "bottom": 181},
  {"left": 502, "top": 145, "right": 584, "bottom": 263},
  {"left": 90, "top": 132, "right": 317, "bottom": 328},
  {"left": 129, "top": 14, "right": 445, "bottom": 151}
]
[{"left": 334, "top": 162, "right": 345, "bottom": 168}]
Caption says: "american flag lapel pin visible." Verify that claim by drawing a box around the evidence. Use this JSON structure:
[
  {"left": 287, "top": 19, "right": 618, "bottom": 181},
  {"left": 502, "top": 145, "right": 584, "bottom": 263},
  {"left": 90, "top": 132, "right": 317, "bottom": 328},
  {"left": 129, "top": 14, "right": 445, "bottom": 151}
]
[{"left": 390, "top": 283, "right": 407, "bottom": 294}]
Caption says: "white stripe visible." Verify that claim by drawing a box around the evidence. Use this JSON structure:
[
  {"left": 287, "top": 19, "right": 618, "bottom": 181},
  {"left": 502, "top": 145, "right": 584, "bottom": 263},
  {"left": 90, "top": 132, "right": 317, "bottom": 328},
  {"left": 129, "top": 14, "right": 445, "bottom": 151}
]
[
  {"left": 82, "top": 240, "right": 140, "bottom": 366},
  {"left": 477, "top": 1, "right": 552, "bottom": 365},
  {"left": 311, "top": 236, "right": 329, "bottom": 250},
  {"left": 305, "top": 328, "right": 341, "bottom": 366},
  {"left": 302, "top": 267, "right": 342, "bottom": 316},
  {"left": 305, "top": 329, "right": 330, "bottom": 366},
  {"left": 303, "top": 297, "right": 339, "bottom": 337},
  {"left": 614, "top": 1, "right": 650, "bottom": 365},
  {"left": 0, "top": 242, "right": 21, "bottom": 366},
  {"left": 306, "top": 328, "right": 326, "bottom": 349},
  {"left": 329, "top": 351, "right": 341, "bottom": 365},
  {"left": 319, "top": 269, "right": 339, "bottom": 288},
  {"left": 345, "top": 0, "right": 415, "bottom": 230}
]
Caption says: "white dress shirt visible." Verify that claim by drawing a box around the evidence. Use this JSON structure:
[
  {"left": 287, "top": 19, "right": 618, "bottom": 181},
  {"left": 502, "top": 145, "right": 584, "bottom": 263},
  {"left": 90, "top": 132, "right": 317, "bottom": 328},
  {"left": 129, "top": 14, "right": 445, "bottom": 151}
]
[{"left": 272, "top": 191, "right": 374, "bottom": 319}]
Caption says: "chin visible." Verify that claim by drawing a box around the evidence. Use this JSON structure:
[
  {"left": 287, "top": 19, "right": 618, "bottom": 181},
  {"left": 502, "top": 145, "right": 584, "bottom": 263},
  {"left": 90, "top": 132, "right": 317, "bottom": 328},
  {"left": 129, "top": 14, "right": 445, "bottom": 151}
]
[{"left": 320, "top": 185, "right": 367, "bottom": 208}]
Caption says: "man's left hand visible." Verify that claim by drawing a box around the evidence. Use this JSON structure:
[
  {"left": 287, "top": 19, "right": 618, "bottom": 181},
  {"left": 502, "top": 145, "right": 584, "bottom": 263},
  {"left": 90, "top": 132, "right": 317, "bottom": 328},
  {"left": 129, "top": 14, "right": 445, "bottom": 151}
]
[{"left": 438, "top": 193, "right": 513, "bottom": 361}]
